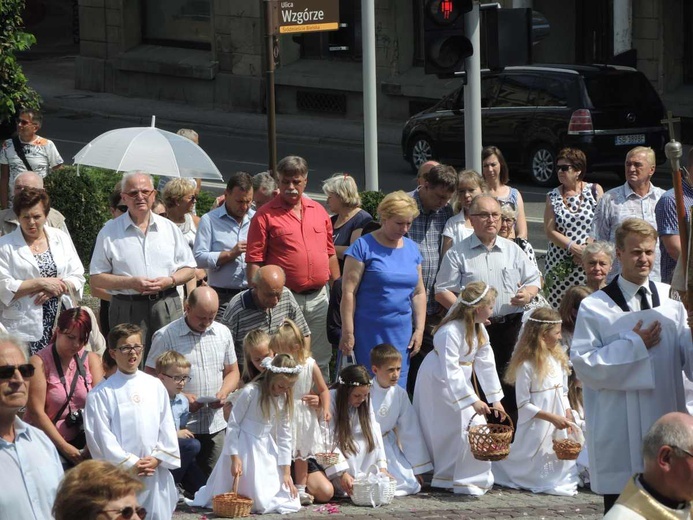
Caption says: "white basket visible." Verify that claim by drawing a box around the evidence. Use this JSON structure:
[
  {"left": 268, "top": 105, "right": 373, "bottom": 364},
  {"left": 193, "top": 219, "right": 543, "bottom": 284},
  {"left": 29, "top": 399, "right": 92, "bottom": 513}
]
[{"left": 351, "top": 464, "right": 396, "bottom": 507}]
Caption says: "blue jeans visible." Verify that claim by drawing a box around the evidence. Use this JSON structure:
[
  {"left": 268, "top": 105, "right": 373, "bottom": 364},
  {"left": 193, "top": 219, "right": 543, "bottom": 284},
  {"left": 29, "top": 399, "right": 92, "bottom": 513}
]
[{"left": 171, "top": 437, "right": 206, "bottom": 494}]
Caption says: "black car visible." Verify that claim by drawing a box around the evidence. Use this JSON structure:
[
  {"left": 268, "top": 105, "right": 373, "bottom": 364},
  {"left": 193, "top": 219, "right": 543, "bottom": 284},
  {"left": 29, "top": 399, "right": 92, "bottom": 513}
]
[{"left": 401, "top": 64, "right": 668, "bottom": 186}]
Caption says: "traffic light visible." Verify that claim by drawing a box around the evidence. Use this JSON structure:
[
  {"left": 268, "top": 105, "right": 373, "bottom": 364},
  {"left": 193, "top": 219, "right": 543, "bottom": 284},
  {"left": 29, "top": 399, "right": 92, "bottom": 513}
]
[
  {"left": 424, "top": 0, "right": 473, "bottom": 76},
  {"left": 483, "top": 8, "right": 550, "bottom": 70}
]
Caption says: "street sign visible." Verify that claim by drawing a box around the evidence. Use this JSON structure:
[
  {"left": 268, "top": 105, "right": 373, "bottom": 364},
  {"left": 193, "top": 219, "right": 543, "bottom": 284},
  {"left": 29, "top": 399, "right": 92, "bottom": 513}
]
[{"left": 278, "top": 0, "right": 340, "bottom": 34}]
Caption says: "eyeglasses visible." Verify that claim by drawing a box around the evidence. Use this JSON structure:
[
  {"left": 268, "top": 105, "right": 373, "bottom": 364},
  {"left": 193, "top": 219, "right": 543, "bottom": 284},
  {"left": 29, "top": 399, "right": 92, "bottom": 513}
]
[
  {"left": 116, "top": 205, "right": 128, "bottom": 213},
  {"left": 114, "top": 345, "right": 144, "bottom": 354},
  {"left": 470, "top": 212, "right": 501, "bottom": 221},
  {"left": 161, "top": 373, "right": 191, "bottom": 384},
  {"left": 501, "top": 217, "right": 515, "bottom": 224},
  {"left": 100, "top": 506, "right": 147, "bottom": 519},
  {"left": 188, "top": 195, "right": 197, "bottom": 203},
  {"left": 16, "top": 119, "right": 35, "bottom": 126},
  {"left": 671, "top": 445, "right": 693, "bottom": 458},
  {"left": 0, "top": 364, "right": 35, "bottom": 379},
  {"left": 556, "top": 164, "right": 573, "bottom": 172},
  {"left": 123, "top": 189, "right": 155, "bottom": 199}
]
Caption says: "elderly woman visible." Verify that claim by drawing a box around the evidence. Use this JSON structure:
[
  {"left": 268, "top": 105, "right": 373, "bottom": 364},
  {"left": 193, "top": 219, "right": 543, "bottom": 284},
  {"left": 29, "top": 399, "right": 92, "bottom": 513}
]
[
  {"left": 322, "top": 173, "right": 373, "bottom": 272},
  {"left": 25, "top": 308, "right": 104, "bottom": 468},
  {"left": 0, "top": 188, "right": 84, "bottom": 354},
  {"left": 53, "top": 459, "right": 146, "bottom": 520},
  {"left": 544, "top": 147, "right": 604, "bottom": 309},
  {"left": 339, "top": 190, "right": 426, "bottom": 387},
  {"left": 499, "top": 205, "right": 538, "bottom": 269},
  {"left": 581, "top": 241, "right": 614, "bottom": 292},
  {"left": 482, "top": 146, "right": 528, "bottom": 239}
]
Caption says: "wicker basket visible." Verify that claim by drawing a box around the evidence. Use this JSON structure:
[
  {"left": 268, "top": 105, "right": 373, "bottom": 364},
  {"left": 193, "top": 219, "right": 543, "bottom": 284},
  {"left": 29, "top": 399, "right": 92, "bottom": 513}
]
[
  {"left": 552, "top": 438, "right": 582, "bottom": 460},
  {"left": 351, "top": 464, "right": 396, "bottom": 507},
  {"left": 467, "top": 409, "right": 514, "bottom": 462},
  {"left": 212, "top": 477, "right": 253, "bottom": 518},
  {"left": 315, "top": 452, "right": 340, "bottom": 468}
]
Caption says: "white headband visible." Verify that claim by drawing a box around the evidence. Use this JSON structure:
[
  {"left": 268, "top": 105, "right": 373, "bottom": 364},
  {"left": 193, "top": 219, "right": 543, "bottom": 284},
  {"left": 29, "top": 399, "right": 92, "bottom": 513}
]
[
  {"left": 338, "top": 377, "right": 371, "bottom": 387},
  {"left": 260, "top": 357, "right": 302, "bottom": 374},
  {"left": 459, "top": 283, "right": 490, "bottom": 306},
  {"left": 526, "top": 310, "right": 562, "bottom": 324}
]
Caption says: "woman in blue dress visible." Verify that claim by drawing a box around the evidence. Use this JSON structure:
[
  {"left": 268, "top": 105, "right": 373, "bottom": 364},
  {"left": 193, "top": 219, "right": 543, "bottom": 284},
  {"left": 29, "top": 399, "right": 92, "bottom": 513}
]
[{"left": 339, "top": 191, "right": 426, "bottom": 387}]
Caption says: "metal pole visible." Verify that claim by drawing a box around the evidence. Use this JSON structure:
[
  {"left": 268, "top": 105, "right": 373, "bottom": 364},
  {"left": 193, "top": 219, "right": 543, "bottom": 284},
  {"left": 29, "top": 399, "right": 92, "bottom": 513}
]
[
  {"left": 264, "top": 0, "right": 278, "bottom": 175},
  {"left": 463, "top": 2, "right": 482, "bottom": 173},
  {"left": 361, "top": 0, "right": 378, "bottom": 191}
]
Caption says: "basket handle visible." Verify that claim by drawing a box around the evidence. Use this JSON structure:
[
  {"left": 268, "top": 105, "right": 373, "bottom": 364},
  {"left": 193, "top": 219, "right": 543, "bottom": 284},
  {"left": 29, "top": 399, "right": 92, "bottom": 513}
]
[{"left": 466, "top": 408, "right": 514, "bottom": 433}]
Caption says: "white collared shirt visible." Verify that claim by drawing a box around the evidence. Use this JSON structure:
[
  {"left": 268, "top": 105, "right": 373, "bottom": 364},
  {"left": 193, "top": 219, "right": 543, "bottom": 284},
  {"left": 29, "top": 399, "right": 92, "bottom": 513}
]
[{"left": 617, "top": 276, "right": 652, "bottom": 311}]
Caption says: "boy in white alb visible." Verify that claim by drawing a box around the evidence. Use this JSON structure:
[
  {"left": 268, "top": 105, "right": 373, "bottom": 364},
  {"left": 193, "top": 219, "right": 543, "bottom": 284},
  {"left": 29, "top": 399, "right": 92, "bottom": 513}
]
[
  {"left": 369, "top": 344, "right": 432, "bottom": 495},
  {"left": 85, "top": 323, "right": 181, "bottom": 520}
]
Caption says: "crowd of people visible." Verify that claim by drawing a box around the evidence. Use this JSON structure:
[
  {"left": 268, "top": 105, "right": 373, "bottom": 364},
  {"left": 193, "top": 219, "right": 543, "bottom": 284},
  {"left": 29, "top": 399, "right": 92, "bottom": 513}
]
[{"left": 2, "top": 108, "right": 693, "bottom": 520}]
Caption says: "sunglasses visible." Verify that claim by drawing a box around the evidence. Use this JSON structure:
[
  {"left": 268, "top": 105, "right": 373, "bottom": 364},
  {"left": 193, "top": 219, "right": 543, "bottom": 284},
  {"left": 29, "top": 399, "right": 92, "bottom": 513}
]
[
  {"left": 16, "top": 119, "right": 35, "bottom": 126},
  {"left": 0, "top": 364, "right": 35, "bottom": 379},
  {"left": 100, "top": 506, "right": 147, "bottom": 519},
  {"left": 556, "top": 164, "right": 573, "bottom": 172},
  {"left": 123, "top": 189, "right": 155, "bottom": 199},
  {"left": 116, "top": 205, "right": 128, "bottom": 213}
]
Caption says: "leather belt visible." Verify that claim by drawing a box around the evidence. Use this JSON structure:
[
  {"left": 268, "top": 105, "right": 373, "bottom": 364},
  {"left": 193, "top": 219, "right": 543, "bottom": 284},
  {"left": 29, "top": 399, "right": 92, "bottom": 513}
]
[{"left": 112, "top": 287, "right": 178, "bottom": 302}]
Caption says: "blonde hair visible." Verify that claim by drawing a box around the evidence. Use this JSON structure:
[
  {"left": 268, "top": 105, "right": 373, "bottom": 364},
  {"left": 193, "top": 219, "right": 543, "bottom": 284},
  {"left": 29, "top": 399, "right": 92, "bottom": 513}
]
[
  {"left": 504, "top": 307, "right": 570, "bottom": 385},
  {"left": 615, "top": 218, "right": 658, "bottom": 250},
  {"left": 241, "top": 329, "right": 271, "bottom": 383},
  {"left": 454, "top": 170, "right": 486, "bottom": 214},
  {"left": 322, "top": 173, "right": 361, "bottom": 208},
  {"left": 627, "top": 146, "right": 656, "bottom": 167},
  {"left": 269, "top": 319, "right": 308, "bottom": 364},
  {"left": 435, "top": 281, "right": 497, "bottom": 355},
  {"left": 162, "top": 178, "right": 195, "bottom": 208},
  {"left": 155, "top": 350, "right": 191, "bottom": 374},
  {"left": 377, "top": 190, "right": 419, "bottom": 221},
  {"left": 256, "top": 353, "right": 299, "bottom": 420}
]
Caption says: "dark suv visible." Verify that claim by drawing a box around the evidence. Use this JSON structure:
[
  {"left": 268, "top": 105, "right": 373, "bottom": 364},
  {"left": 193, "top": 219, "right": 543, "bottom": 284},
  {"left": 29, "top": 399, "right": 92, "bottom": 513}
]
[{"left": 401, "top": 64, "right": 668, "bottom": 186}]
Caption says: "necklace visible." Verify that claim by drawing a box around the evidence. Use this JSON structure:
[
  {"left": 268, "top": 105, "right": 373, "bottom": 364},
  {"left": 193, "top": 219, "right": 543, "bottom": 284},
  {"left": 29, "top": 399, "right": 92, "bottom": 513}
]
[
  {"left": 560, "top": 182, "right": 584, "bottom": 213},
  {"left": 29, "top": 235, "right": 46, "bottom": 253}
]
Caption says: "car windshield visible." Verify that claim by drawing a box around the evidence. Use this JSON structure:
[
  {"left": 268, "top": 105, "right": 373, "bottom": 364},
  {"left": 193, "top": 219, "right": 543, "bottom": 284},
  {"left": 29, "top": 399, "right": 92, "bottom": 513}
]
[{"left": 584, "top": 71, "right": 661, "bottom": 108}]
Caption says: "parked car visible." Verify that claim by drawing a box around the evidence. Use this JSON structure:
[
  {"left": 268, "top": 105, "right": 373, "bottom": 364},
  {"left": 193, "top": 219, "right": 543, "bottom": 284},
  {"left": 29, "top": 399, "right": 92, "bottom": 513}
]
[{"left": 401, "top": 64, "right": 668, "bottom": 186}]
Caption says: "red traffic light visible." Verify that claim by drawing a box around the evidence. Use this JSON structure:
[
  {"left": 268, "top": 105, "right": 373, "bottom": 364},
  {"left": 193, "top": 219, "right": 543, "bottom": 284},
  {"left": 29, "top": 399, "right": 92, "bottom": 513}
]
[{"left": 426, "top": 0, "right": 473, "bottom": 26}]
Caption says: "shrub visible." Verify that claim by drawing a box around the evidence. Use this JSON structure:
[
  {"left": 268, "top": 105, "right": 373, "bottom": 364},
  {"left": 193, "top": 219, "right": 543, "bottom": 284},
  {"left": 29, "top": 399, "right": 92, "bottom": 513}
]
[{"left": 360, "top": 190, "right": 385, "bottom": 220}]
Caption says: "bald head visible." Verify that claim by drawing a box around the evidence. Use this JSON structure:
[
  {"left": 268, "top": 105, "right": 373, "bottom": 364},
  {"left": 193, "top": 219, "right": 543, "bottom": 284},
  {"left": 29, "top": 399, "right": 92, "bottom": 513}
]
[
  {"left": 185, "top": 287, "right": 219, "bottom": 333},
  {"left": 417, "top": 160, "right": 440, "bottom": 186},
  {"left": 0, "top": 336, "right": 28, "bottom": 362},
  {"left": 254, "top": 265, "right": 286, "bottom": 289},
  {"left": 252, "top": 265, "right": 286, "bottom": 310},
  {"left": 14, "top": 172, "right": 44, "bottom": 202}
]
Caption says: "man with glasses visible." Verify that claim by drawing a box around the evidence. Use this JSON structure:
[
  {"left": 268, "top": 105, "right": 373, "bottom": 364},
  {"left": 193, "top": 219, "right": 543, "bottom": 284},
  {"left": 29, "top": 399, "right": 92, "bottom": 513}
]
[
  {"left": 90, "top": 172, "right": 196, "bottom": 356},
  {"left": 85, "top": 323, "right": 180, "bottom": 520},
  {"left": 604, "top": 412, "right": 693, "bottom": 519},
  {"left": 0, "top": 334, "right": 64, "bottom": 519},
  {"left": 573, "top": 218, "right": 693, "bottom": 514},
  {"left": 144, "top": 286, "right": 240, "bottom": 476},
  {"left": 592, "top": 146, "right": 665, "bottom": 282},
  {"left": 435, "top": 195, "right": 541, "bottom": 424},
  {"left": 0, "top": 109, "right": 63, "bottom": 209},
  {"left": 0, "top": 170, "right": 68, "bottom": 236}
]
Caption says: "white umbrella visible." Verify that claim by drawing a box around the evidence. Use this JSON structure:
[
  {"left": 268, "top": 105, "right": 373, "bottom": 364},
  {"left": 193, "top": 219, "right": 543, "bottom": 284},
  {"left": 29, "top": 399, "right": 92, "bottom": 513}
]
[{"left": 72, "top": 116, "right": 223, "bottom": 180}]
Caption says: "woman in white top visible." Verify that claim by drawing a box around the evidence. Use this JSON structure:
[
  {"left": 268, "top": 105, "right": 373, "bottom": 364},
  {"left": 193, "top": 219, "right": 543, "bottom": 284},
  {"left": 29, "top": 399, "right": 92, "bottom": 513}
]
[{"left": 441, "top": 170, "right": 485, "bottom": 256}]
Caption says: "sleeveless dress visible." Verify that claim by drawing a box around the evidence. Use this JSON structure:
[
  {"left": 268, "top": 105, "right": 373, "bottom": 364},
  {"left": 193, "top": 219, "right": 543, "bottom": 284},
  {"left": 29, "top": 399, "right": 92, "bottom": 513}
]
[
  {"left": 176, "top": 213, "right": 197, "bottom": 250},
  {"left": 291, "top": 357, "right": 322, "bottom": 459},
  {"left": 30, "top": 249, "right": 60, "bottom": 355},
  {"left": 544, "top": 183, "right": 598, "bottom": 309}
]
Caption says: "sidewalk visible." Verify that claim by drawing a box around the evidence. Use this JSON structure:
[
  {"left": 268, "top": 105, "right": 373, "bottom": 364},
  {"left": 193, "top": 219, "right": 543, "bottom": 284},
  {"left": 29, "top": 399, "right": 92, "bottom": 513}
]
[{"left": 20, "top": 55, "right": 404, "bottom": 149}]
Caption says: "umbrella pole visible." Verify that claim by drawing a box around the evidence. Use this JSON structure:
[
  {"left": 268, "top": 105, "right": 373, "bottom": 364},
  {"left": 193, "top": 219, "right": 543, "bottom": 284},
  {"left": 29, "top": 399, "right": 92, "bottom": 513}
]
[{"left": 264, "top": 0, "right": 278, "bottom": 175}]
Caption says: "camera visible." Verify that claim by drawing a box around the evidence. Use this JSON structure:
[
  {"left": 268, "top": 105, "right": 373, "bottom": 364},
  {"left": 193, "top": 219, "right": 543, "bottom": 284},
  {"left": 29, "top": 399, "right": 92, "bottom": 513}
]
[{"left": 65, "top": 409, "right": 84, "bottom": 428}]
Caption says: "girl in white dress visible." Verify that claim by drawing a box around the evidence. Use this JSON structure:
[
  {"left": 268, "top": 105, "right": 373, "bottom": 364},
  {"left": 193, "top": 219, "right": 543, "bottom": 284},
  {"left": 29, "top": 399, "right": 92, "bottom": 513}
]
[
  {"left": 270, "top": 319, "right": 330, "bottom": 505},
  {"left": 326, "top": 364, "right": 388, "bottom": 496},
  {"left": 493, "top": 307, "right": 579, "bottom": 496},
  {"left": 413, "top": 281, "right": 505, "bottom": 496},
  {"left": 191, "top": 354, "right": 302, "bottom": 514}
]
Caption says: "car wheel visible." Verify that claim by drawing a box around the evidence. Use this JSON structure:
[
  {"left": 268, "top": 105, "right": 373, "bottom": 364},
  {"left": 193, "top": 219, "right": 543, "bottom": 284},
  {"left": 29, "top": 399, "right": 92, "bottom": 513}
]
[
  {"left": 408, "top": 135, "right": 436, "bottom": 172},
  {"left": 528, "top": 144, "right": 557, "bottom": 187}
]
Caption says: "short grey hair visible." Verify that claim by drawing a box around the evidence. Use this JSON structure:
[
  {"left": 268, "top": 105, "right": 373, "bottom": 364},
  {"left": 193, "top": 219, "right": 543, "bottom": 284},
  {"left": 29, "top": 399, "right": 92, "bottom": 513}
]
[
  {"left": 0, "top": 334, "right": 29, "bottom": 362},
  {"left": 469, "top": 194, "right": 500, "bottom": 214},
  {"left": 643, "top": 418, "right": 693, "bottom": 460},
  {"left": 121, "top": 171, "right": 154, "bottom": 190},
  {"left": 253, "top": 171, "right": 277, "bottom": 193},
  {"left": 176, "top": 128, "right": 199, "bottom": 144},
  {"left": 15, "top": 171, "right": 44, "bottom": 189},
  {"left": 322, "top": 173, "right": 361, "bottom": 208},
  {"left": 583, "top": 241, "right": 615, "bottom": 261}
]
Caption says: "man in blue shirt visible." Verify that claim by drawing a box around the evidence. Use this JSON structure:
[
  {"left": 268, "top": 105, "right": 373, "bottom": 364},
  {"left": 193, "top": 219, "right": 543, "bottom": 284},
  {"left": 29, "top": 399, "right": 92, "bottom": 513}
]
[
  {"left": 0, "top": 335, "right": 63, "bottom": 519},
  {"left": 194, "top": 171, "right": 255, "bottom": 319}
]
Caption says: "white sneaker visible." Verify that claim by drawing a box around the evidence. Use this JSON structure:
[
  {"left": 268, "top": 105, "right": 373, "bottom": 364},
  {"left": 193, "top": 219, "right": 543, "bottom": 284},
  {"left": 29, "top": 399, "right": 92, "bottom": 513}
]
[{"left": 299, "top": 491, "right": 314, "bottom": 506}]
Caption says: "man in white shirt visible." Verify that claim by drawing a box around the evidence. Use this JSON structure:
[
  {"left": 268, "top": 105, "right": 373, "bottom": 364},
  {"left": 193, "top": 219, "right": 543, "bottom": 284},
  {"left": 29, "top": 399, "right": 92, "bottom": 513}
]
[
  {"left": 604, "top": 412, "right": 693, "bottom": 519},
  {"left": 145, "top": 286, "right": 240, "bottom": 476},
  {"left": 0, "top": 334, "right": 63, "bottom": 520},
  {"left": 572, "top": 218, "right": 693, "bottom": 515},
  {"left": 0, "top": 171, "right": 68, "bottom": 236},
  {"left": 90, "top": 172, "right": 196, "bottom": 356}
]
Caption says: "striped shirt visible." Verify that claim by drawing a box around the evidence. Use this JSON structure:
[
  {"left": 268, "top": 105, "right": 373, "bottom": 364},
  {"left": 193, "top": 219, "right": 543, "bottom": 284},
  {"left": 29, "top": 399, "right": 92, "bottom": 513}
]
[
  {"left": 655, "top": 179, "right": 693, "bottom": 284},
  {"left": 146, "top": 318, "right": 236, "bottom": 435},
  {"left": 435, "top": 233, "right": 542, "bottom": 317},
  {"left": 221, "top": 288, "right": 311, "bottom": 364}
]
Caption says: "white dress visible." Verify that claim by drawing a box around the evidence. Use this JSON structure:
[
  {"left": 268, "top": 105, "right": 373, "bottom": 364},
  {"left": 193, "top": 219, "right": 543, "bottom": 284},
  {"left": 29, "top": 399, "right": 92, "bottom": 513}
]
[
  {"left": 84, "top": 370, "right": 180, "bottom": 520},
  {"left": 492, "top": 357, "right": 579, "bottom": 496},
  {"left": 292, "top": 357, "right": 322, "bottom": 459},
  {"left": 192, "top": 383, "right": 301, "bottom": 514},
  {"left": 325, "top": 388, "right": 387, "bottom": 480},
  {"left": 413, "top": 321, "right": 503, "bottom": 495},
  {"left": 370, "top": 378, "right": 433, "bottom": 496}
]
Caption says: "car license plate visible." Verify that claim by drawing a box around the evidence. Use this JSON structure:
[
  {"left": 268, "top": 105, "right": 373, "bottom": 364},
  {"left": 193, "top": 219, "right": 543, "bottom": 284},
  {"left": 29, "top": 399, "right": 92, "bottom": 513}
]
[{"left": 615, "top": 134, "right": 645, "bottom": 146}]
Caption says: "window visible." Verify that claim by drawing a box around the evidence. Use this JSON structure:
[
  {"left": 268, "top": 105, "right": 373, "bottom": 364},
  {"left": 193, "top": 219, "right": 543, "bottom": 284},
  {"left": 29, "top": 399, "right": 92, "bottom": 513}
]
[
  {"left": 143, "top": 0, "right": 211, "bottom": 49},
  {"left": 534, "top": 77, "right": 570, "bottom": 107},
  {"left": 493, "top": 74, "right": 535, "bottom": 108}
]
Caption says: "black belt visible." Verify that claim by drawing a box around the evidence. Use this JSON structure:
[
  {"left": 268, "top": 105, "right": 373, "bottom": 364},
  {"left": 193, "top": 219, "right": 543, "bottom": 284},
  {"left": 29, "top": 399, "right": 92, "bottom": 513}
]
[
  {"left": 488, "top": 312, "right": 523, "bottom": 325},
  {"left": 295, "top": 287, "right": 322, "bottom": 296},
  {"left": 211, "top": 286, "right": 243, "bottom": 296},
  {"left": 112, "top": 287, "right": 178, "bottom": 302}
]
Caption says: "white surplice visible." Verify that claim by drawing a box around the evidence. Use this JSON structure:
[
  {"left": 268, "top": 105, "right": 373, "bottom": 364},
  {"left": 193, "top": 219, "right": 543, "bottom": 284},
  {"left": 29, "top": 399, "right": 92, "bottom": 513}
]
[
  {"left": 413, "top": 320, "right": 503, "bottom": 495},
  {"left": 571, "top": 281, "right": 693, "bottom": 495},
  {"left": 492, "top": 357, "right": 579, "bottom": 496},
  {"left": 370, "top": 378, "right": 433, "bottom": 496},
  {"left": 192, "top": 383, "right": 300, "bottom": 514},
  {"left": 85, "top": 370, "right": 180, "bottom": 520}
]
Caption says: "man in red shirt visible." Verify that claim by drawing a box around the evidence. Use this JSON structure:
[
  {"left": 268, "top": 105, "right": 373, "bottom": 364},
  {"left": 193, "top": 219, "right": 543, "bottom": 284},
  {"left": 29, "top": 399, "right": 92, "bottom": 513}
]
[{"left": 246, "top": 156, "right": 339, "bottom": 380}]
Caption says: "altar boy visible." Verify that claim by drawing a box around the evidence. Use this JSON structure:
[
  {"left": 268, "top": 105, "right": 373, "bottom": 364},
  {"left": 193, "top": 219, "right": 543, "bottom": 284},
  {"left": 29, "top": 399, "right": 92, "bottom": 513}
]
[
  {"left": 370, "top": 344, "right": 432, "bottom": 495},
  {"left": 85, "top": 323, "right": 181, "bottom": 520}
]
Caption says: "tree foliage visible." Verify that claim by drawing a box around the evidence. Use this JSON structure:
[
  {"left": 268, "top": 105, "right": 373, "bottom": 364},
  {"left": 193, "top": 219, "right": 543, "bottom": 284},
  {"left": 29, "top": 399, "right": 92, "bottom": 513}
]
[{"left": 0, "top": 0, "right": 41, "bottom": 125}]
